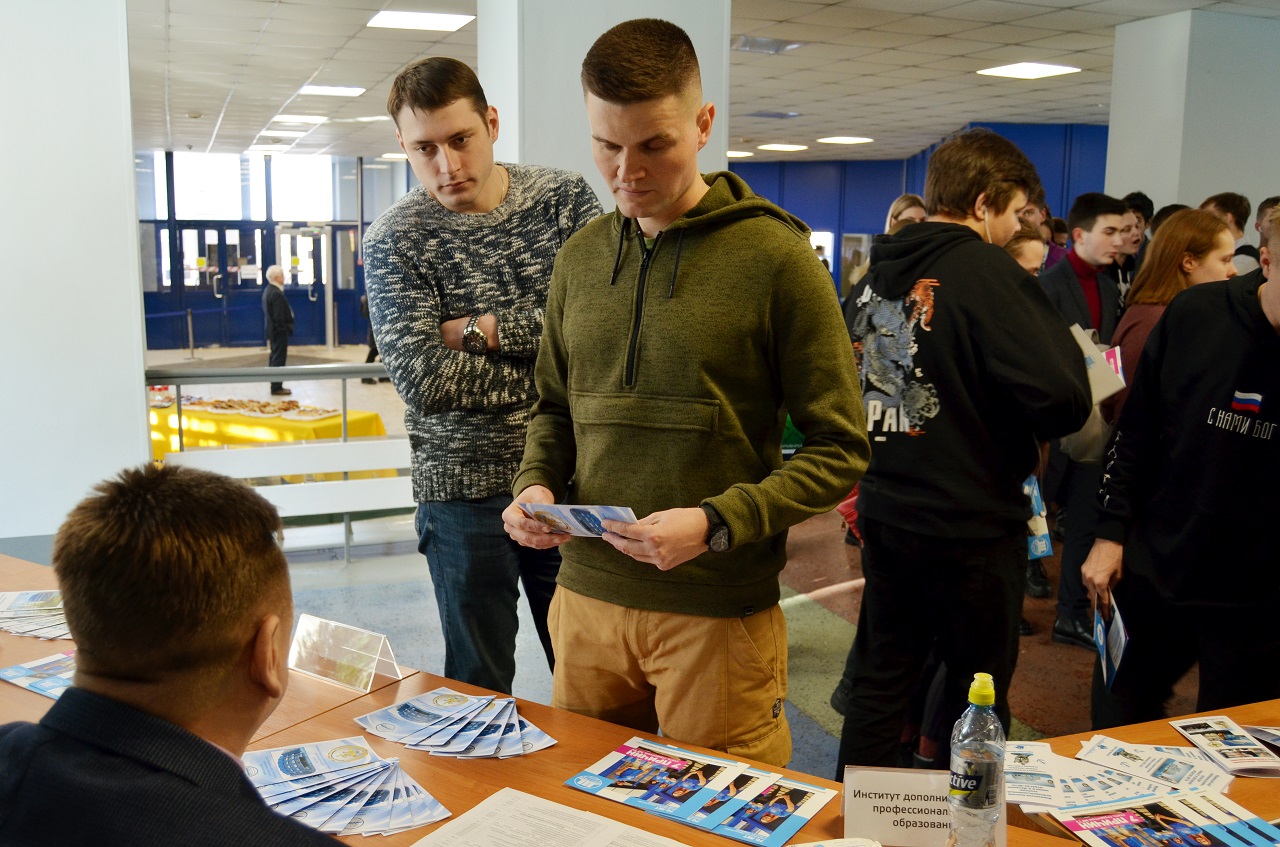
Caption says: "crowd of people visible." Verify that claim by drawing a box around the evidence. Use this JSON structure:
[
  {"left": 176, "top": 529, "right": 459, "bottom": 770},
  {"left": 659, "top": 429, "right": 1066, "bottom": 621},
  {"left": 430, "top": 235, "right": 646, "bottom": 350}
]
[{"left": 2, "top": 15, "right": 1276, "bottom": 844}]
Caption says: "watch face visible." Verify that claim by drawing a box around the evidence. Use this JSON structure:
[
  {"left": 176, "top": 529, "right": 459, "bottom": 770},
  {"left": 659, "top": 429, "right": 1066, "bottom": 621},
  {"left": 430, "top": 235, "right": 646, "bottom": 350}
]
[
  {"left": 462, "top": 327, "right": 487, "bottom": 354},
  {"left": 709, "top": 526, "right": 730, "bottom": 553}
]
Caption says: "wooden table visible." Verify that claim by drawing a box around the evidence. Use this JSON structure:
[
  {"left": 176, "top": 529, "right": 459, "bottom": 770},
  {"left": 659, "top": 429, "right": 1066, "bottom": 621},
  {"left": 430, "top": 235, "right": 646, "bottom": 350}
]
[
  {"left": 0, "top": 553, "right": 407, "bottom": 740},
  {"left": 250, "top": 671, "right": 1076, "bottom": 847},
  {"left": 1025, "top": 700, "right": 1280, "bottom": 836}
]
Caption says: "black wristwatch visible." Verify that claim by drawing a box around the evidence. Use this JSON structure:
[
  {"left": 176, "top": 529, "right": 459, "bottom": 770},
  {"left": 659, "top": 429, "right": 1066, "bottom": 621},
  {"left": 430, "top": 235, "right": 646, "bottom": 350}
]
[
  {"left": 699, "top": 503, "right": 730, "bottom": 553},
  {"left": 462, "top": 315, "right": 489, "bottom": 354}
]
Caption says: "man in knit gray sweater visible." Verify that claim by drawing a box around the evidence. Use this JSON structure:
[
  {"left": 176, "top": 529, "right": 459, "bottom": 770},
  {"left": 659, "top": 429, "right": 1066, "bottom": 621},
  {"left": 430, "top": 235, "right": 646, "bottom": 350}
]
[{"left": 364, "top": 57, "right": 602, "bottom": 693}]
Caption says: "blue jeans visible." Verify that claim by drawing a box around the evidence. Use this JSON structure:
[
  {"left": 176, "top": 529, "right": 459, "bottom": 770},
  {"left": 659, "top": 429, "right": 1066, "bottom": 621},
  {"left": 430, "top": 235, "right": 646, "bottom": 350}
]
[{"left": 415, "top": 495, "right": 559, "bottom": 694}]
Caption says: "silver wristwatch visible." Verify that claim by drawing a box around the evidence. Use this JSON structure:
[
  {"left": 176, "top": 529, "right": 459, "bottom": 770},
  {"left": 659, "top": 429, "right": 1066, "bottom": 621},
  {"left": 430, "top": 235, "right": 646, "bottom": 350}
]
[{"left": 462, "top": 315, "right": 489, "bottom": 354}]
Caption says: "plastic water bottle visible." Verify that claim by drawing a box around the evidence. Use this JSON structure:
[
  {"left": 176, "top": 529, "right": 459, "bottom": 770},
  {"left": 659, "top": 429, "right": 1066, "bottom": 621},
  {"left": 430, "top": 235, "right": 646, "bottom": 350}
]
[{"left": 946, "top": 673, "right": 1005, "bottom": 847}]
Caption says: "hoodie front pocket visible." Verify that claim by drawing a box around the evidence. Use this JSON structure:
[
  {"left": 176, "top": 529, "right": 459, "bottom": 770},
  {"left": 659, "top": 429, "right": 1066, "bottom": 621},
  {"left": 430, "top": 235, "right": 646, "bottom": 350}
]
[{"left": 569, "top": 391, "right": 719, "bottom": 433}]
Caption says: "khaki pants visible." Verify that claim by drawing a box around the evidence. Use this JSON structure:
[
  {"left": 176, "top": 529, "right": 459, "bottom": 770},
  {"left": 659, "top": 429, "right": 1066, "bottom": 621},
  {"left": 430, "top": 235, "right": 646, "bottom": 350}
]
[{"left": 548, "top": 587, "right": 792, "bottom": 767}]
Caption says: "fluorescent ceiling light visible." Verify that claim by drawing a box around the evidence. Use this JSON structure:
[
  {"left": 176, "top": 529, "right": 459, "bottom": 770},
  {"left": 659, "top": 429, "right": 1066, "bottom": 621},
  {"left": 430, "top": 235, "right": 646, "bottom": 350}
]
[
  {"left": 367, "top": 11, "right": 475, "bottom": 31},
  {"left": 731, "top": 35, "right": 805, "bottom": 55},
  {"left": 380, "top": 153, "right": 408, "bottom": 160},
  {"left": 272, "top": 114, "right": 328, "bottom": 124},
  {"left": 758, "top": 143, "right": 808, "bottom": 152},
  {"left": 355, "top": 115, "right": 391, "bottom": 122},
  {"left": 364, "top": 164, "right": 389, "bottom": 169},
  {"left": 726, "top": 151, "right": 754, "bottom": 158},
  {"left": 261, "top": 130, "right": 308, "bottom": 138},
  {"left": 745, "top": 110, "right": 801, "bottom": 120},
  {"left": 299, "top": 85, "right": 366, "bottom": 97},
  {"left": 818, "top": 136, "right": 873, "bottom": 145},
  {"left": 977, "top": 62, "right": 1080, "bottom": 80},
  {"left": 248, "top": 144, "right": 291, "bottom": 153}
]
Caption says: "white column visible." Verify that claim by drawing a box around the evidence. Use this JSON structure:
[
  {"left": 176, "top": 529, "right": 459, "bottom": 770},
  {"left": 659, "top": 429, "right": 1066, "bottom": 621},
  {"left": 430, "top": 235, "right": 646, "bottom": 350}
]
[
  {"left": 0, "top": 0, "right": 150, "bottom": 551},
  {"left": 1105, "top": 10, "right": 1280, "bottom": 209},
  {"left": 477, "top": 0, "right": 731, "bottom": 208}
]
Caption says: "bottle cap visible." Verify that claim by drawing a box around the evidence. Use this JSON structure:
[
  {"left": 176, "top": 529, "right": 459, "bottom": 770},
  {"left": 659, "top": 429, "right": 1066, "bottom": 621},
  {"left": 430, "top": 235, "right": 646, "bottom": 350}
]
[{"left": 968, "top": 672, "right": 996, "bottom": 706}]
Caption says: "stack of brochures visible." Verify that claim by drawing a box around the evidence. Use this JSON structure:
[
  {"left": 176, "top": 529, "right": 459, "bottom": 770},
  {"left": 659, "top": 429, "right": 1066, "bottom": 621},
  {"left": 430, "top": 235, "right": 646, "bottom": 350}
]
[
  {"left": 1049, "top": 791, "right": 1280, "bottom": 847},
  {"left": 1172, "top": 716, "right": 1280, "bottom": 778},
  {"left": 566, "top": 735, "right": 837, "bottom": 847},
  {"left": 0, "top": 650, "right": 75, "bottom": 699},
  {"left": 1005, "top": 737, "right": 1234, "bottom": 813},
  {"left": 0, "top": 590, "right": 69, "bottom": 639},
  {"left": 245, "top": 736, "right": 449, "bottom": 836},
  {"left": 354, "top": 687, "right": 556, "bottom": 759}
]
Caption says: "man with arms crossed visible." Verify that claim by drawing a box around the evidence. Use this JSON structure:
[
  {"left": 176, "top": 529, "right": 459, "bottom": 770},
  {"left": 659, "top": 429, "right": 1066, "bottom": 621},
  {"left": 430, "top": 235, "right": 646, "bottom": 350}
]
[
  {"left": 503, "top": 18, "right": 869, "bottom": 767},
  {"left": 0, "top": 465, "right": 333, "bottom": 847},
  {"left": 836, "top": 129, "right": 1090, "bottom": 771},
  {"left": 365, "top": 58, "right": 602, "bottom": 694}
]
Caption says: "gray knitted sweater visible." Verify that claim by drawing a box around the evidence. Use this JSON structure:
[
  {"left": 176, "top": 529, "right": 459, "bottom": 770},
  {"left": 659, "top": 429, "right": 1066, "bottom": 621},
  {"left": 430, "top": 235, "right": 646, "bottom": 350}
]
[{"left": 363, "top": 164, "right": 602, "bottom": 502}]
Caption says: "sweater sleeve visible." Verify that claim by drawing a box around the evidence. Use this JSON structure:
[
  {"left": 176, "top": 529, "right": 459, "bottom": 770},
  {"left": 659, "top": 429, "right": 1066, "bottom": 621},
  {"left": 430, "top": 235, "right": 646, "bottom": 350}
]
[
  {"left": 705, "top": 238, "right": 871, "bottom": 545},
  {"left": 364, "top": 231, "right": 539, "bottom": 415},
  {"left": 494, "top": 175, "right": 603, "bottom": 360},
  {"left": 1094, "top": 313, "right": 1168, "bottom": 543},
  {"left": 511, "top": 262, "right": 576, "bottom": 499},
  {"left": 979, "top": 265, "right": 1091, "bottom": 442}
]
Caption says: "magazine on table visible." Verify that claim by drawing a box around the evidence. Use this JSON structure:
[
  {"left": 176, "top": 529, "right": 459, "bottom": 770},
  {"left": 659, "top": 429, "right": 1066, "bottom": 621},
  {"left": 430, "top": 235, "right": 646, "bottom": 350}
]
[
  {"left": 1049, "top": 791, "right": 1280, "bottom": 847},
  {"left": 710, "top": 776, "right": 838, "bottom": 847},
  {"left": 1171, "top": 716, "right": 1280, "bottom": 778},
  {"left": 1245, "top": 726, "right": 1280, "bottom": 751}
]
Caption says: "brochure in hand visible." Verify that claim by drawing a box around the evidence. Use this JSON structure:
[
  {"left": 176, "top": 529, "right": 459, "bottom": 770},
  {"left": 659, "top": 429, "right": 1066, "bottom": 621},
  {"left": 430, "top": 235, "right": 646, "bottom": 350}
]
[
  {"left": 0, "top": 650, "right": 75, "bottom": 699},
  {"left": 353, "top": 687, "right": 556, "bottom": 758},
  {"left": 1171, "top": 716, "right": 1280, "bottom": 778},
  {"left": 1093, "top": 596, "right": 1128, "bottom": 691},
  {"left": 516, "top": 503, "right": 637, "bottom": 537},
  {"left": 1049, "top": 791, "right": 1280, "bottom": 847},
  {"left": 245, "top": 735, "right": 448, "bottom": 835}
]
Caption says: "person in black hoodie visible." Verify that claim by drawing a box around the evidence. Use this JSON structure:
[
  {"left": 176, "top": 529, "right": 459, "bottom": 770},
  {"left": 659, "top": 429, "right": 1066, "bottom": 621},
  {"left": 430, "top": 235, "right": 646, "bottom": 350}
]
[
  {"left": 1082, "top": 208, "right": 1280, "bottom": 728},
  {"left": 836, "top": 129, "right": 1090, "bottom": 771}
]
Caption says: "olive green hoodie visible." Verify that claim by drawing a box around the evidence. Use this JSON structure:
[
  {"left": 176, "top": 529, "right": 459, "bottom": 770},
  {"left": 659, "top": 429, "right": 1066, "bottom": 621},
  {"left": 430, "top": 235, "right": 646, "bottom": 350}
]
[{"left": 513, "top": 171, "right": 869, "bottom": 617}]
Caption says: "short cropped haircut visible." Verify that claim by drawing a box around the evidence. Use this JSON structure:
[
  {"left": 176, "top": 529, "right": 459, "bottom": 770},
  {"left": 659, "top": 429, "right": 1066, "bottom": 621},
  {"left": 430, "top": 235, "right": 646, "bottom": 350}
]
[
  {"left": 1050, "top": 217, "right": 1068, "bottom": 238},
  {"left": 1151, "top": 203, "right": 1189, "bottom": 235},
  {"left": 1127, "top": 210, "right": 1228, "bottom": 307},
  {"left": 1256, "top": 196, "right": 1280, "bottom": 223},
  {"left": 1269, "top": 206, "right": 1280, "bottom": 252},
  {"left": 924, "top": 129, "right": 1040, "bottom": 220},
  {"left": 1123, "top": 191, "right": 1154, "bottom": 223},
  {"left": 53, "top": 464, "right": 288, "bottom": 680},
  {"left": 582, "top": 18, "right": 700, "bottom": 104},
  {"left": 1067, "top": 192, "right": 1127, "bottom": 234},
  {"left": 884, "top": 193, "right": 925, "bottom": 233},
  {"left": 388, "top": 57, "right": 488, "bottom": 123},
  {"left": 1200, "top": 192, "right": 1250, "bottom": 228}
]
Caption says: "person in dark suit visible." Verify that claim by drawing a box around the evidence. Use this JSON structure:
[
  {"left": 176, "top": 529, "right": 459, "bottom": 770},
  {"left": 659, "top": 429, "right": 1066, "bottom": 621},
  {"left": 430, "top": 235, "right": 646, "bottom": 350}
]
[
  {"left": 263, "top": 264, "right": 295, "bottom": 396},
  {"left": 1038, "top": 192, "right": 1127, "bottom": 651},
  {"left": 0, "top": 465, "right": 334, "bottom": 847}
]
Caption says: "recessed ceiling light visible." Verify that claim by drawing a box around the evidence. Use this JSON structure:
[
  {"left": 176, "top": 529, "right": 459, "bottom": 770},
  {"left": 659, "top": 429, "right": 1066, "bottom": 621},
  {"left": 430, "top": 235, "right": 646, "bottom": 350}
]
[
  {"left": 356, "top": 115, "right": 391, "bottom": 122},
  {"left": 731, "top": 35, "right": 805, "bottom": 55},
  {"left": 299, "top": 85, "right": 366, "bottom": 97},
  {"left": 758, "top": 143, "right": 808, "bottom": 152},
  {"left": 745, "top": 110, "right": 801, "bottom": 120},
  {"left": 818, "top": 136, "right": 873, "bottom": 145},
  {"left": 261, "top": 130, "right": 308, "bottom": 138},
  {"left": 272, "top": 115, "right": 328, "bottom": 124},
  {"left": 367, "top": 11, "right": 475, "bottom": 31},
  {"left": 380, "top": 153, "right": 408, "bottom": 160},
  {"left": 248, "top": 144, "right": 291, "bottom": 153},
  {"left": 977, "top": 63, "right": 1080, "bottom": 80},
  {"left": 726, "top": 151, "right": 754, "bottom": 158}
]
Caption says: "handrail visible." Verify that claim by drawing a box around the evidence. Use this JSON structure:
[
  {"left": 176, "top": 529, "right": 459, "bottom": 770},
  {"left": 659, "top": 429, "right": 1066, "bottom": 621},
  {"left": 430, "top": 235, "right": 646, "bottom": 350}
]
[{"left": 145, "top": 362, "right": 387, "bottom": 385}]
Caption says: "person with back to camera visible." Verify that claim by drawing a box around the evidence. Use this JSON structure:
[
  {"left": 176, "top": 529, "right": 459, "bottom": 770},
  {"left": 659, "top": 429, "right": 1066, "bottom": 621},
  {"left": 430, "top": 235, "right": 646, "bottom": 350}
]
[
  {"left": 835, "top": 128, "right": 1090, "bottom": 773},
  {"left": 1082, "top": 206, "right": 1280, "bottom": 727},
  {"left": 0, "top": 464, "right": 336, "bottom": 847},
  {"left": 502, "top": 17, "right": 869, "bottom": 768},
  {"left": 1102, "top": 209, "right": 1236, "bottom": 424}
]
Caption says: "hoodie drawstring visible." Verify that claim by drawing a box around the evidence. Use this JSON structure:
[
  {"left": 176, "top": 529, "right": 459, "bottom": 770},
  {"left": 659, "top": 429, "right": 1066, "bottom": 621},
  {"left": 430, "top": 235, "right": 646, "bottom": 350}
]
[
  {"left": 667, "top": 229, "right": 685, "bottom": 299},
  {"left": 608, "top": 217, "right": 627, "bottom": 286}
]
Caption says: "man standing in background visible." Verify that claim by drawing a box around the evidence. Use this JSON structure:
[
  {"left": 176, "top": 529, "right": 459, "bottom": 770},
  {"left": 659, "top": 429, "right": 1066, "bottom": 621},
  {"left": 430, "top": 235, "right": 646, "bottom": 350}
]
[
  {"left": 364, "top": 57, "right": 602, "bottom": 695},
  {"left": 262, "top": 264, "right": 293, "bottom": 397}
]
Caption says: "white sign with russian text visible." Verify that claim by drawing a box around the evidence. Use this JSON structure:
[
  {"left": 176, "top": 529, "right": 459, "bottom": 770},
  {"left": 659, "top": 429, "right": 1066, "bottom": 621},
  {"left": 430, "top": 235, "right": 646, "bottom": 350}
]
[{"left": 842, "top": 766, "right": 1007, "bottom": 847}]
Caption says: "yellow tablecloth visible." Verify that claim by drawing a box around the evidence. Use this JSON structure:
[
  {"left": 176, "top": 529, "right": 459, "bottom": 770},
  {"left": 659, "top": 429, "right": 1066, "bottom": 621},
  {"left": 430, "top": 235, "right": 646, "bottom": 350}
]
[{"left": 149, "top": 403, "right": 388, "bottom": 466}]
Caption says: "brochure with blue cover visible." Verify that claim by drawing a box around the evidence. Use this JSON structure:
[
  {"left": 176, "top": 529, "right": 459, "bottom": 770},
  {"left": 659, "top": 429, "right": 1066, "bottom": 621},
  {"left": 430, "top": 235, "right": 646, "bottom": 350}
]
[{"left": 711, "top": 775, "right": 839, "bottom": 846}]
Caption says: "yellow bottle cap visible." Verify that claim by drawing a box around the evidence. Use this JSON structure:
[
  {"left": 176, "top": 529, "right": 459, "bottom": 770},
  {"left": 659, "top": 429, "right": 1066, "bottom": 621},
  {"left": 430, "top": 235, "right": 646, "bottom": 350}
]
[{"left": 969, "top": 672, "right": 996, "bottom": 706}]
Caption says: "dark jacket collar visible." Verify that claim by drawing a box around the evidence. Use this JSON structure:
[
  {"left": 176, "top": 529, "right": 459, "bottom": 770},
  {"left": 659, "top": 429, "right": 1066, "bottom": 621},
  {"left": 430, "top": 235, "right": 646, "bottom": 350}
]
[{"left": 40, "top": 687, "right": 259, "bottom": 801}]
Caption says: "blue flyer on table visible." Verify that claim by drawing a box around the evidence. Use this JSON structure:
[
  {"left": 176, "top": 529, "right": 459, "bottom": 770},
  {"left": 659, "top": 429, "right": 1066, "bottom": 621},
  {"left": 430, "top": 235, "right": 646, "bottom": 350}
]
[{"left": 711, "top": 775, "right": 838, "bottom": 846}]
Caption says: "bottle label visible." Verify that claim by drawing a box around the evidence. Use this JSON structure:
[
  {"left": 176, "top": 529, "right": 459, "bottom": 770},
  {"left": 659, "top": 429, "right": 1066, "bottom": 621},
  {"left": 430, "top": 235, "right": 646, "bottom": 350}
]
[{"left": 949, "top": 757, "right": 1000, "bottom": 808}]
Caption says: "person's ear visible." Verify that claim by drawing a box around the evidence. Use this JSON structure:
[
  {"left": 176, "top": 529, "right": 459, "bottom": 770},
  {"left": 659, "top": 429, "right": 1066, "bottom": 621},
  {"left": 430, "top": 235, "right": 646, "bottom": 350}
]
[
  {"left": 973, "top": 191, "right": 989, "bottom": 221},
  {"left": 695, "top": 102, "right": 715, "bottom": 151},
  {"left": 1262, "top": 245, "right": 1272, "bottom": 281},
  {"left": 248, "top": 614, "right": 287, "bottom": 700},
  {"left": 486, "top": 105, "right": 500, "bottom": 143},
  {"left": 1180, "top": 252, "right": 1199, "bottom": 276}
]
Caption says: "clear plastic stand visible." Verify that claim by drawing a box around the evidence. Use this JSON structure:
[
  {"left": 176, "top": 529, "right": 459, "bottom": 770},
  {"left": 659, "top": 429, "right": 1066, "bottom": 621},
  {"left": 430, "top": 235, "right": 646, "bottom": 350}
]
[{"left": 288, "top": 613, "right": 404, "bottom": 693}]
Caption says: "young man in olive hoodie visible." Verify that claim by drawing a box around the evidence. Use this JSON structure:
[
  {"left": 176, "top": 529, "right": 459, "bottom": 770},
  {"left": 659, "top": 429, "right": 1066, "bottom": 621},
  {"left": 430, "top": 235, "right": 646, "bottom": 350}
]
[{"left": 502, "top": 18, "right": 869, "bottom": 767}]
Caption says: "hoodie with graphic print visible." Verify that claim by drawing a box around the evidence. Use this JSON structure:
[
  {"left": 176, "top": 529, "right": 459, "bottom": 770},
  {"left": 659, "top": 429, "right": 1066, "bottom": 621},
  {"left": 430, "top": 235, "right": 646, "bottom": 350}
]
[
  {"left": 845, "top": 221, "right": 1089, "bottom": 539},
  {"left": 513, "top": 171, "right": 870, "bottom": 618}
]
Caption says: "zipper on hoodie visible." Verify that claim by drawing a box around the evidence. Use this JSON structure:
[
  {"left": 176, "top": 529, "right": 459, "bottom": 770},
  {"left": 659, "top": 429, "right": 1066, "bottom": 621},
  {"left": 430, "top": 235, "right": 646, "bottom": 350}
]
[{"left": 625, "top": 231, "right": 659, "bottom": 387}]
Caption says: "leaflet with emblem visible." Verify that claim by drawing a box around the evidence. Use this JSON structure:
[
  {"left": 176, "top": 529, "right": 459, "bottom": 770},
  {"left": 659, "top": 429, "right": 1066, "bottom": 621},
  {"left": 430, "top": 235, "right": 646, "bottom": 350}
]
[
  {"left": 0, "top": 651, "right": 75, "bottom": 699},
  {"left": 710, "top": 775, "right": 838, "bottom": 847},
  {"left": 517, "top": 503, "right": 637, "bottom": 537},
  {"left": 1171, "top": 716, "right": 1280, "bottom": 778}
]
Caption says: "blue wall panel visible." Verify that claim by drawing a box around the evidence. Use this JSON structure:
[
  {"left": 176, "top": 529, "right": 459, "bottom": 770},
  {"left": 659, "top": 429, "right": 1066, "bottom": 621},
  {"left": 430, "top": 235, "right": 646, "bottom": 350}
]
[
  {"left": 841, "top": 160, "right": 906, "bottom": 235},
  {"left": 729, "top": 162, "right": 782, "bottom": 206},
  {"left": 779, "top": 161, "right": 843, "bottom": 235},
  {"left": 1065, "top": 124, "right": 1110, "bottom": 209}
]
